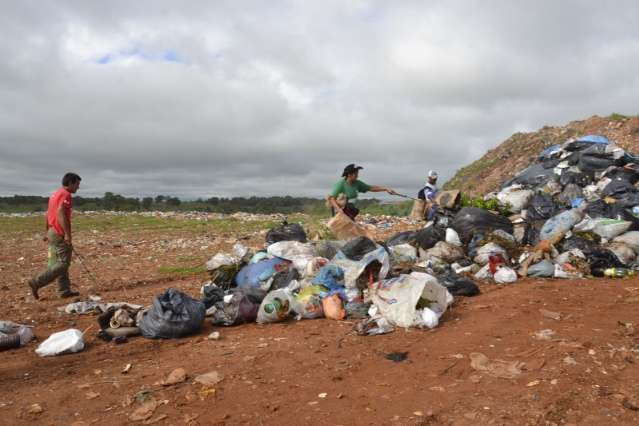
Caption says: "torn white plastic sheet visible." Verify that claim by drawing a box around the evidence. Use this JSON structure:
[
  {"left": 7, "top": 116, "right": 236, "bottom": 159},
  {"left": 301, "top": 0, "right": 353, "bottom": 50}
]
[{"left": 370, "top": 272, "right": 452, "bottom": 329}]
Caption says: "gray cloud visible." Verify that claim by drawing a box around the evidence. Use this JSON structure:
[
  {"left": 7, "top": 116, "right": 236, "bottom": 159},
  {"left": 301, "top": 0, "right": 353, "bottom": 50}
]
[{"left": 1, "top": 1, "right": 639, "bottom": 199}]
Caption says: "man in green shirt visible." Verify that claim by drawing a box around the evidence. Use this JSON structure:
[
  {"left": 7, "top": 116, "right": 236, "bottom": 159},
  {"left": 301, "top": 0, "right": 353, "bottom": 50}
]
[{"left": 328, "top": 164, "right": 398, "bottom": 219}]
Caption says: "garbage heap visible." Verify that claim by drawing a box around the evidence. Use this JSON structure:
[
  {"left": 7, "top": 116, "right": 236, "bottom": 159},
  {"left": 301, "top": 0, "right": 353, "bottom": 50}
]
[{"left": 200, "top": 134, "right": 639, "bottom": 336}]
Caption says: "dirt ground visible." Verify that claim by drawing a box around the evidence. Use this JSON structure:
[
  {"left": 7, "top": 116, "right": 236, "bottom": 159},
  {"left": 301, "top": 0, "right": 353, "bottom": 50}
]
[{"left": 1, "top": 214, "right": 639, "bottom": 425}]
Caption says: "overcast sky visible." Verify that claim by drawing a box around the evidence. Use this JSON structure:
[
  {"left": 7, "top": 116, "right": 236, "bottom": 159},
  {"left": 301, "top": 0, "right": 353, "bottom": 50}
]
[{"left": 1, "top": 1, "right": 638, "bottom": 199}]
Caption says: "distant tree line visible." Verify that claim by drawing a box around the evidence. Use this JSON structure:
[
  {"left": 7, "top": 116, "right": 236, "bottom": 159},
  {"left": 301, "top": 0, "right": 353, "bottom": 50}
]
[{"left": 0, "top": 193, "right": 410, "bottom": 215}]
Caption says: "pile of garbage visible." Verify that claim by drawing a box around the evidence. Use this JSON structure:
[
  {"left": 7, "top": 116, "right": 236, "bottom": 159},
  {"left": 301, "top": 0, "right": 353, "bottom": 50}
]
[
  {"left": 9, "top": 133, "right": 639, "bottom": 356},
  {"left": 487, "top": 134, "right": 639, "bottom": 279},
  {"left": 201, "top": 221, "right": 463, "bottom": 336},
  {"left": 198, "top": 134, "right": 639, "bottom": 335}
]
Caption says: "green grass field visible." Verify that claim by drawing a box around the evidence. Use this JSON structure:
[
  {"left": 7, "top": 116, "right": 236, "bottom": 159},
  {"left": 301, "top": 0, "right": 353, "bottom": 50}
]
[{"left": 0, "top": 212, "right": 333, "bottom": 238}]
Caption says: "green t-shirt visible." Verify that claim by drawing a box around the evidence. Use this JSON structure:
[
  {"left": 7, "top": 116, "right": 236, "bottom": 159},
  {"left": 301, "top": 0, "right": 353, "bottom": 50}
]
[{"left": 330, "top": 179, "right": 371, "bottom": 201}]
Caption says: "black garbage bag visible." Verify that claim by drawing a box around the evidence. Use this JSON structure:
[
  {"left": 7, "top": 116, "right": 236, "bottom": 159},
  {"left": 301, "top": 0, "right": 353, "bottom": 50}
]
[
  {"left": 588, "top": 248, "right": 625, "bottom": 277},
  {"left": 541, "top": 156, "right": 563, "bottom": 169},
  {"left": 436, "top": 271, "right": 480, "bottom": 297},
  {"left": 386, "top": 231, "right": 417, "bottom": 247},
  {"left": 523, "top": 220, "right": 545, "bottom": 246},
  {"left": 502, "top": 163, "right": 555, "bottom": 188},
  {"left": 604, "top": 166, "right": 639, "bottom": 185},
  {"left": 202, "top": 285, "right": 225, "bottom": 309},
  {"left": 457, "top": 257, "right": 473, "bottom": 267},
  {"left": 558, "top": 235, "right": 600, "bottom": 254},
  {"left": 578, "top": 144, "right": 620, "bottom": 173},
  {"left": 579, "top": 156, "right": 618, "bottom": 174},
  {"left": 527, "top": 193, "right": 557, "bottom": 221},
  {"left": 589, "top": 202, "right": 639, "bottom": 232},
  {"left": 614, "top": 206, "right": 639, "bottom": 231},
  {"left": 564, "top": 140, "right": 600, "bottom": 152},
  {"left": 467, "top": 233, "right": 485, "bottom": 259},
  {"left": 265, "top": 222, "right": 307, "bottom": 245},
  {"left": 341, "top": 236, "right": 378, "bottom": 261},
  {"left": 209, "top": 264, "right": 241, "bottom": 291},
  {"left": 433, "top": 208, "right": 457, "bottom": 228},
  {"left": 559, "top": 171, "right": 592, "bottom": 187},
  {"left": 270, "top": 267, "right": 300, "bottom": 291},
  {"left": 602, "top": 179, "right": 637, "bottom": 198},
  {"left": 413, "top": 225, "right": 445, "bottom": 250},
  {"left": 139, "top": 288, "right": 206, "bottom": 339},
  {"left": 585, "top": 199, "right": 613, "bottom": 218},
  {"left": 451, "top": 207, "right": 514, "bottom": 243},
  {"left": 210, "top": 289, "right": 262, "bottom": 326},
  {"left": 617, "top": 191, "right": 639, "bottom": 207}
]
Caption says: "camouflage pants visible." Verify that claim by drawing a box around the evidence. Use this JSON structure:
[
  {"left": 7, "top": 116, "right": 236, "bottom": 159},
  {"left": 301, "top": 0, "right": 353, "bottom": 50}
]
[{"left": 31, "top": 228, "right": 72, "bottom": 294}]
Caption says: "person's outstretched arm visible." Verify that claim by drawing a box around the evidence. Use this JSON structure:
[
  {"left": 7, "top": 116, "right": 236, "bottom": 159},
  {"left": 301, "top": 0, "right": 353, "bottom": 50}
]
[{"left": 369, "top": 185, "right": 398, "bottom": 195}]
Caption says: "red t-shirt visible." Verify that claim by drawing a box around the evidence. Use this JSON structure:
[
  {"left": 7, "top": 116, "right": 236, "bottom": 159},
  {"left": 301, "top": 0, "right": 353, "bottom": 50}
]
[{"left": 47, "top": 188, "right": 73, "bottom": 236}]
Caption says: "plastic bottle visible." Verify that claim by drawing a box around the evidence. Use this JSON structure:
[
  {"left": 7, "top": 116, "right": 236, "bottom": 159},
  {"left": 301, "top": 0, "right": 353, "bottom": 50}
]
[
  {"left": 603, "top": 268, "right": 635, "bottom": 278},
  {"left": 264, "top": 298, "right": 284, "bottom": 314}
]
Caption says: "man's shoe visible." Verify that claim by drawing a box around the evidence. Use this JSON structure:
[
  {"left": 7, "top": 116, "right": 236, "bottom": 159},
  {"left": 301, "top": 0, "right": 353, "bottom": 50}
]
[
  {"left": 60, "top": 290, "right": 80, "bottom": 298},
  {"left": 27, "top": 279, "right": 39, "bottom": 300}
]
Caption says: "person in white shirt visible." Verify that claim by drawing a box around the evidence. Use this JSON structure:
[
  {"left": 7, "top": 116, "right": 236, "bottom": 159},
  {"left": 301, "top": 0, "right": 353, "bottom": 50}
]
[{"left": 417, "top": 170, "right": 439, "bottom": 220}]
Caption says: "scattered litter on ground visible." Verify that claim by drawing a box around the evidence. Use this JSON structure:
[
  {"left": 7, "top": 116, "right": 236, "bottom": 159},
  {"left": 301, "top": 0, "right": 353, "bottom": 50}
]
[
  {"left": 384, "top": 351, "right": 409, "bottom": 362},
  {"left": 469, "top": 352, "right": 524, "bottom": 379}
]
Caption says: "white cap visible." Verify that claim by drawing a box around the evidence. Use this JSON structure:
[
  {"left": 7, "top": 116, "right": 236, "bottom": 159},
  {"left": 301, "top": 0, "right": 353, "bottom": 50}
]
[{"left": 428, "top": 170, "right": 438, "bottom": 179}]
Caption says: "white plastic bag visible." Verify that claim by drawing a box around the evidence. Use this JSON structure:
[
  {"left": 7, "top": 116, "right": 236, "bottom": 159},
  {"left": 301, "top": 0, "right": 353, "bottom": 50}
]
[
  {"left": 35, "top": 329, "right": 84, "bottom": 357},
  {"left": 267, "top": 241, "right": 317, "bottom": 276},
  {"left": 389, "top": 243, "right": 418, "bottom": 263},
  {"left": 304, "top": 257, "right": 329, "bottom": 278},
  {"left": 592, "top": 219, "right": 632, "bottom": 240},
  {"left": 445, "top": 228, "right": 462, "bottom": 247},
  {"left": 606, "top": 242, "right": 636, "bottom": 265},
  {"left": 496, "top": 186, "right": 534, "bottom": 213},
  {"left": 474, "top": 243, "right": 508, "bottom": 265},
  {"left": 416, "top": 308, "right": 440, "bottom": 329},
  {"left": 474, "top": 264, "right": 493, "bottom": 280},
  {"left": 554, "top": 264, "right": 582, "bottom": 279},
  {"left": 370, "top": 272, "right": 452, "bottom": 328},
  {"left": 256, "top": 289, "right": 293, "bottom": 324},
  {"left": 613, "top": 231, "right": 639, "bottom": 254},
  {"left": 582, "top": 185, "right": 599, "bottom": 201},
  {"left": 423, "top": 241, "right": 465, "bottom": 263},
  {"left": 494, "top": 266, "right": 517, "bottom": 284},
  {"left": 206, "top": 243, "right": 249, "bottom": 271}
]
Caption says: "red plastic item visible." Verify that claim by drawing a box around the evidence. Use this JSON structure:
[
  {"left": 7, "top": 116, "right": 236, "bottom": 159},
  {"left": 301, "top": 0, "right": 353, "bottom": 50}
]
[{"left": 488, "top": 253, "right": 506, "bottom": 274}]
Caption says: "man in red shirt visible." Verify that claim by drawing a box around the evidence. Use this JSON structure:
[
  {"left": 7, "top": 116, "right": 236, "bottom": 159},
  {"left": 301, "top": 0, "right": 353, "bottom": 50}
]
[{"left": 28, "top": 173, "right": 82, "bottom": 299}]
